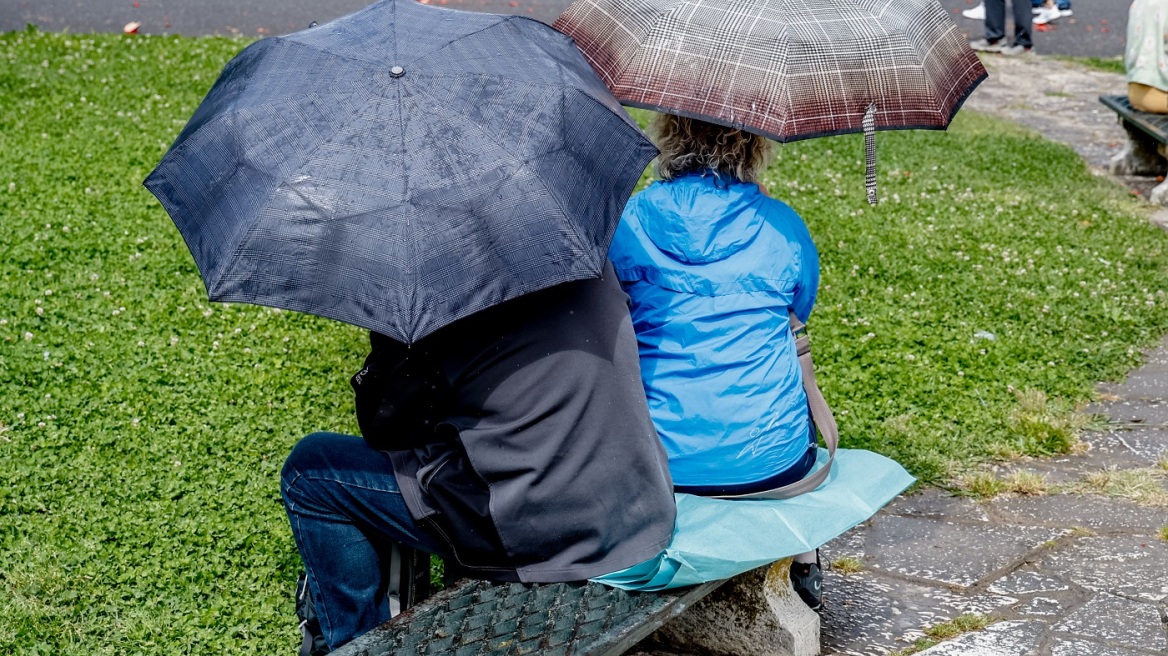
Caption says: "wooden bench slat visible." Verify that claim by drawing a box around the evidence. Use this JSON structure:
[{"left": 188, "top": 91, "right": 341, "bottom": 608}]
[{"left": 331, "top": 578, "right": 726, "bottom": 656}]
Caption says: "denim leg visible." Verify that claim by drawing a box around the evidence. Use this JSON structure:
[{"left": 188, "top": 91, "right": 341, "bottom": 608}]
[
  {"left": 281, "top": 432, "right": 442, "bottom": 650},
  {"left": 983, "top": 0, "right": 1006, "bottom": 42}
]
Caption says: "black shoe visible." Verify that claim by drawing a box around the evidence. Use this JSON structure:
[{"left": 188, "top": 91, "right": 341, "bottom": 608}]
[
  {"left": 789, "top": 552, "right": 823, "bottom": 613},
  {"left": 296, "top": 572, "right": 330, "bottom": 656}
]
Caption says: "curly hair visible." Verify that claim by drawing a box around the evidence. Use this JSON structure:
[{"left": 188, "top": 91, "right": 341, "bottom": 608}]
[{"left": 652, "top": 114, "right": 773, "bottom": 184}]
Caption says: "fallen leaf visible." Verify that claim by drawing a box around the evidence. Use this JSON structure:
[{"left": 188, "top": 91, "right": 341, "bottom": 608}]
[
  {"left": 123, "top": 21, "right": 141, "bottom": 34},
  {"left": 1157, "top": 175, "right": 1165, "bottom": 182},
  {"left": 1101, "top": 27, "right": 1109, "bottom": 33},
  {"left": 132, "top": 1, "right": 139, "bottom": 7}
]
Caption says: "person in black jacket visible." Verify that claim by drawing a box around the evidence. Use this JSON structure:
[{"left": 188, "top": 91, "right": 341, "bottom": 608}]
[{"left": 280, "top": 262, "right": 676, "bottom": 652}]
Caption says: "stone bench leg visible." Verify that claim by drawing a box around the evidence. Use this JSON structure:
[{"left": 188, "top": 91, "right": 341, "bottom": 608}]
[
  {"left": 1109, "top": 120, "right": 1165, "bottom": 177},
  {"left": 646, "top": 558, "right": 820, "bottom": 656}
]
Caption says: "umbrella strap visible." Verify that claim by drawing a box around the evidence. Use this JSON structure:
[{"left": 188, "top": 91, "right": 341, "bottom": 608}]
[
  {"left": 712, "top": 311, "right": 838, "bottom": 501},
  {"left": 864, "top": 102, "right": 878, "bottom": 205}
]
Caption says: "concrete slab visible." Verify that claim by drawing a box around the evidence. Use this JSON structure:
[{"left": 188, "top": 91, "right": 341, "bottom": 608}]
[
  {"left": 1036, "top": 536, "right": 1168, "bottom": 602},
  {"left": 1085, "top": 401, "right": 1168, "bottom": 428},
  {"left": 1052, "top": 593, "right": 1167, "bottom": 652},
  {"left": 1051, "top": 636, "right": 1165, "bottom": 656},
  {"left": 987, "top": 570, "right": 1072, "bottom": 596},
  {"left": 883, "top": 488, "right": 991, "bottom": 523},
  {"left": 862, "top": 515, "right": 1063, "bottom": 588},
  {"left": 990, "top": 494, "right": 1168, "bottom": 532},
  {"left": 1087, "top": 428, "right": 1168, "bottom": 465},
  {"left": 913, "top": 620, "right": 1048, "bottom": 656},
  {"left": 820, "top": 571, "right": 1018, "bottom": 656},
  {"left": 1017, "top": 595, "right": 1068, "bottom": 617},
  {"left": 1097, "top": 373, "right": 1168, "bottom": 402}
]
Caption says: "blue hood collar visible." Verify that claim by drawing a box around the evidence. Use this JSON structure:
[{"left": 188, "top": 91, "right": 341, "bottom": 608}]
[{"left": 638, "top": 173, "right": 765, "bottom": 265}]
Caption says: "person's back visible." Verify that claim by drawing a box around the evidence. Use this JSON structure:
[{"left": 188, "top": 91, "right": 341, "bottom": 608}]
[
  {"left": 281, "top": 265, "right": 677, "bottom": 652},
  {"left": 607, "top": 113, "right": 825, "bottom": 609},
  {"left": 362, "top": 265, "right": 677, "bottom": 581},
  {"left": 610, "top": 174, "right": 819, "bottom": 491}
]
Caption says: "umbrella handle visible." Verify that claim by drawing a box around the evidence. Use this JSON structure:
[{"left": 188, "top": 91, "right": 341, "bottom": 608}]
[{"left": 864, "top": 103, "right": 878, "bottom": 206}]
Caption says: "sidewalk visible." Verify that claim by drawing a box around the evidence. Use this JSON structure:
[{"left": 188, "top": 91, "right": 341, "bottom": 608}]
[{"left": 820, "top": 57, "right": 1168, "bottom": 656}]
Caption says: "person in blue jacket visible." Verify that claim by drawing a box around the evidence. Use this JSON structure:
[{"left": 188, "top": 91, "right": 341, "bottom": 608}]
[{"left": 608, "top": 113, "right": 824, "bottom": 610}]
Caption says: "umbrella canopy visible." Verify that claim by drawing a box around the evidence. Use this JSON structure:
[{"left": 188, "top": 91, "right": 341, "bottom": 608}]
[
  {"left": 145, "top": 0, "right": 657, "bottom": 343},
  {"left": 554, "top": 0, "right": 987, "bottom": 202}
]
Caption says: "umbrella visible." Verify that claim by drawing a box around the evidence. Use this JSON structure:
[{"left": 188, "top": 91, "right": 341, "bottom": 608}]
[
  {"left": 553, "top": 0, "right": 987, "bottom": 203},
  {"left": 145, "top": 0, "right": 657, "bottom": 343}
]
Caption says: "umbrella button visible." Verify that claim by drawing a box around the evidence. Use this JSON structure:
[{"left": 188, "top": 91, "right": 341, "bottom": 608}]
[{"left": 390, "top": 66, "right": 405, "bottom": 78}]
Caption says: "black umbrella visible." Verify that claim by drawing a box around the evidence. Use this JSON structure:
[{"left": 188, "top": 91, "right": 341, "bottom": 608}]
[{"left": 145, "top": 0, "right": 656, "bottom": 343}]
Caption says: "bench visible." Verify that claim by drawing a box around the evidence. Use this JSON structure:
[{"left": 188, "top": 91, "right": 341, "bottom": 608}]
[
  {"left": 1100, "top": 94, "right": 1168, "bottom": 205},
  {"left": 330, "top": 556, "right": 820, "bottom": 656}
]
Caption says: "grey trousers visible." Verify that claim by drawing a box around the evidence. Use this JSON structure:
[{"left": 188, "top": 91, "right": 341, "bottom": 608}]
[{"left": 984, "top": 0, "right": 1032, "bottom": 48}]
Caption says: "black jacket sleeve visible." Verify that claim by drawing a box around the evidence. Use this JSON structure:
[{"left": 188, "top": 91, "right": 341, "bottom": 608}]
[{"left": 351, "top": 332, "right": 451, "bottom": 451}]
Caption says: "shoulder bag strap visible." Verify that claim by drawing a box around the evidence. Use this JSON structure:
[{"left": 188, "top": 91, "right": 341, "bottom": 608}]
[{"left": 713, "top": 311, "right": 838, "bottom": 500}]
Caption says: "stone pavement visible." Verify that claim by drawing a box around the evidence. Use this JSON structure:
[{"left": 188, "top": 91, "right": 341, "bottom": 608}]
[{"left": 816, "top": 57, "right": 1168, "bottom": 656}]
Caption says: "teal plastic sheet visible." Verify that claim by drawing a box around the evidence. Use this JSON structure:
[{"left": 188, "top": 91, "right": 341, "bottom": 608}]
[{"left": 592, "top": 448, "right": 914, "bottom": 591}]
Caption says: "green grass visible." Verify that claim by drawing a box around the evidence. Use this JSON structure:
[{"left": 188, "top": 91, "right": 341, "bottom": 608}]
[
  {"left": 891, "top": 614, "right": 999, "bottom": 655},
  {"left": 1053, "top": 55, "right": 1125, "bottom": 76},
  {"left": 3, "top": 28, "right": 1168, "bottom": 654}
]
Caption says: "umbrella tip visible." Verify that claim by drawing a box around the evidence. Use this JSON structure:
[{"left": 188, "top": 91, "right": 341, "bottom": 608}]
[
  {"left": 390, "top": 66, "right": 405, "bottom": 77},
  {"left": 308, "top": 21, "right": 318, "bottom": 28}
]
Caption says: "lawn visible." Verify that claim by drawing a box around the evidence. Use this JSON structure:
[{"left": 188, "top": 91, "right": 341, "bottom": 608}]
[{"left": 3, "top": 28, "right": 1168, "bottom": 655}]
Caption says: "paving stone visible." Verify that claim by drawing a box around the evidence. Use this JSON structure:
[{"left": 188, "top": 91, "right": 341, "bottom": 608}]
[
  {"left": 1017, "top": 596, "right": 1067, "bottom": 616},
  {"left": 1086, "top": 400, "right": 1168, "bottom": 428},
  {"left": 1051, "top": 637, "right": 1164, "bottom": 656},
  {"left": 862, "top": 515, "right": 1063, "bottom": 588},
  {"left": 993, "top": 459, "right": 1096, "bottom": 486},
  {"left": 819, "top": 571, "right": 1016, "bottom": 656},
  {"left": 882, "top": 488, "right": 991, "bottom": 523},
  {"left": 1052, "top": 593, "right": 1167, "bottom": 652},
  {"left": 990, "top": 493, "right": 1168, "bottom": 532},
  {"left": 914, "top": 620, "right": 1048, "bottom": 656},
  {"left": 988, "top": 570, "right": 1071, "bottom": 595},
  {"left": 1036, "top": 536, "right": 1168, "bottom": 602},
  {"left": 1086, "top": 428, "right": 1168, "bottom": 465},
  {"left": 1097, "top": 373, "right": 1168, "bottom": 401}
]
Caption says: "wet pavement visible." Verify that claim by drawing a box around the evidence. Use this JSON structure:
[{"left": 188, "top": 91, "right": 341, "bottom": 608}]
[
  {"left": 0, "top": 0, "right": 568, "bottom": 36},
  {"left": 816, "top": 59, "right": 1168, "bottom": 656},
  {"left": 2, "top": 0, "right": 1130, "bottom": 58}
]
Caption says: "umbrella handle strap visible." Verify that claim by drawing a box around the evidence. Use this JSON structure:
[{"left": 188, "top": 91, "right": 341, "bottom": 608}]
[{"left": 864, "top": 102, "right": 878, "bottom": 206}]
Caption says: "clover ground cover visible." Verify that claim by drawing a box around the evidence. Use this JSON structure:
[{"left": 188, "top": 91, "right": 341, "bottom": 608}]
[{"left": 3, "top": 29, "right": 1168, "bottom": 654}]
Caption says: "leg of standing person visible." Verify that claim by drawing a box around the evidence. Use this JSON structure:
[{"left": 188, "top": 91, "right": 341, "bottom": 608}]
[
  {"left": 281, "top": 432, "right": 443, "bottom": 651},
  {"left": 1011, "top": 0, "right": 1033, "bottom": 49},
  {"left": 984, "top": 0, "right": 1006, "bottom": 43},
  {"left": 971, "top": 0, "right": 1007, "bottom": 51}
]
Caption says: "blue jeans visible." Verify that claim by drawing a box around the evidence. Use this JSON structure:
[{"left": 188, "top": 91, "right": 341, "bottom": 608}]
[{"left": 281, "top": 432, "right": 443, "bottom": 651}]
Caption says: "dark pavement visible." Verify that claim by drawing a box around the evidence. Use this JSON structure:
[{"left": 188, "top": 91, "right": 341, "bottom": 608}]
[
  {"left": 3, "top": 0, "right": 1128, "bottom": 57},
  {"left": 0, "top": 0, "right": 569, "bottom": 37},
  {"left": 940, "top": 0, "right": 1129, "bottom": 58}
]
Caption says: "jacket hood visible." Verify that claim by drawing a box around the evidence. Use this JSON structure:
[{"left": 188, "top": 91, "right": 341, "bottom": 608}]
[{"left": 636, "top": 174, "right": 764, "bottom": 265}]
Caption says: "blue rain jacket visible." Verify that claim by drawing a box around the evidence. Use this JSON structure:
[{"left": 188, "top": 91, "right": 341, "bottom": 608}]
[{"left": 608, "top": 172, "right": 819, "bottom": 487}]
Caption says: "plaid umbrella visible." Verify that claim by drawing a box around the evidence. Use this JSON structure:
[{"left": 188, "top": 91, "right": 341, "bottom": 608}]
[
  {"left": 553, "top": 0, "right": 987, "bottom": 203},
  {"left": 145, "top": 0, "right": 656, "bottom": 344}
]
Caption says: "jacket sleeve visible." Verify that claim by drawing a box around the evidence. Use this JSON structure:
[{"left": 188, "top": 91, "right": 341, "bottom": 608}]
[
  {"left": 351, "top": 332, "right": 452, "bottom": 451},
  {"left": 790, "top": 216, "right": 820, "bottom": 323}
]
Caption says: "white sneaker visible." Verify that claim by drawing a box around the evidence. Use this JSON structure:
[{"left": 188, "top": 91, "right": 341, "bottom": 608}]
[
  {"left": 962, "top": 3, "right": 986, "bottom": 20},
  {"left": 1032, "top": 6, "right": 1043, "bottom": 14},
  {"left": 969, "top": 38, "right": 1004, "bottom": 52},
  {"left": 1033, "top": 5, "right": 1061, "bottom": 24},
  {"left": 1060, "top": 8, "right": 1073, "bottom": 16}
]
